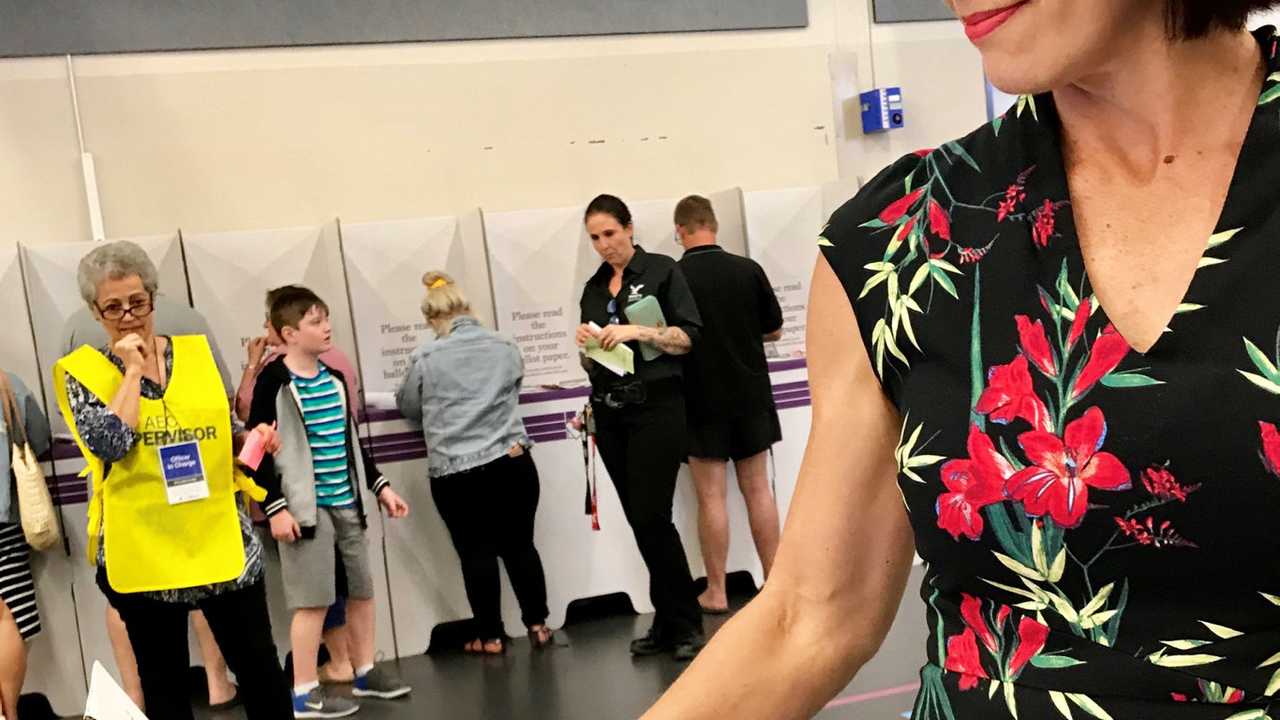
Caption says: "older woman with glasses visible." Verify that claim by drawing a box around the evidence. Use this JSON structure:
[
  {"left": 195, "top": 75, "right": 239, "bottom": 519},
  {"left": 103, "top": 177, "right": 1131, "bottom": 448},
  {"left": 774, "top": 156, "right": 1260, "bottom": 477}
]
[{"left": 54, "top": 240, "right": 293, "bottom": 719}]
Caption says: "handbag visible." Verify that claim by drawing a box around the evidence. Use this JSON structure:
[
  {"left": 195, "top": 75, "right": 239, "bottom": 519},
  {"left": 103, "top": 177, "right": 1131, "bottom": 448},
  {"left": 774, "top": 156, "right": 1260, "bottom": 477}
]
[{"left": 0, "top": 373, "right": 61, "bottom": 551}]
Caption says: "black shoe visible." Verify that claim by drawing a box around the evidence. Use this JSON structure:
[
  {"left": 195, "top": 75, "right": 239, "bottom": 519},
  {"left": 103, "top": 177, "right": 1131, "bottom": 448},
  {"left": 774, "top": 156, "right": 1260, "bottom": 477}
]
[
  {"left": 629, "top": 627, "right": 673, "bottom": 656},
  {"left": 672, "top": 633, "right": 707, "bottom": 662}
]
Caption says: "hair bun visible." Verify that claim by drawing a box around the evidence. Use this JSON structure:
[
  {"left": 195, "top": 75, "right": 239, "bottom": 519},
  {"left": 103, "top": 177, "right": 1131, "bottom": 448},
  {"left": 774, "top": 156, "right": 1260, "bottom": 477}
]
[{"left": 422, "top": 271, "right": 453, "bottom": 290}]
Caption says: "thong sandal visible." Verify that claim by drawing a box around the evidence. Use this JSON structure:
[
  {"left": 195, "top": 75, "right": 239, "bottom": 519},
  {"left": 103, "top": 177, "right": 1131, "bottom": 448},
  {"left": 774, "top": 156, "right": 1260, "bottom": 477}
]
[
  {"left": 528, "top": 625, "right": 555, "bottom": 650},
  {"left": 464, "top": 637, "right": 506, "bottom": 655}
]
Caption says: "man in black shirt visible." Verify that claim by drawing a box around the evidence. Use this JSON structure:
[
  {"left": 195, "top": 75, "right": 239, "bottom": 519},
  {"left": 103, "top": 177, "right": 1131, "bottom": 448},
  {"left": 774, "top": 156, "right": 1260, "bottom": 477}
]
[{"left": 675, "top": 195, "right": 784, "bottom": 615}]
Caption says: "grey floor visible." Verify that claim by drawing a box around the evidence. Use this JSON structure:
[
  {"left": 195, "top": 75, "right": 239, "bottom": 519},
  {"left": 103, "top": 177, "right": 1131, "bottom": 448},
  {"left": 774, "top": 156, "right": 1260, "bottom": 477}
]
[{"left": 188, "top": 565, "right": 929, "bottom": 720}]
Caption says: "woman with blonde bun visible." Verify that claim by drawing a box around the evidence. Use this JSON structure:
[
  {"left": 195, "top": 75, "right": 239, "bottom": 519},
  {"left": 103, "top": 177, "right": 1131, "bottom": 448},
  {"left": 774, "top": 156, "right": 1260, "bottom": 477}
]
[{"left": 396, "top": 272, "right": 553, "bottom": 654}]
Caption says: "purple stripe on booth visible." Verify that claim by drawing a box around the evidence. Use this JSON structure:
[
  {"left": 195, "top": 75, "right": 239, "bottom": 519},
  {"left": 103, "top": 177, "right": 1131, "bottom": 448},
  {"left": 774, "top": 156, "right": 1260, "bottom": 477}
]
[
  {"left": 776, "top": 399, "right": 812, "bottom": 412},
  {"left": 518, "top": 386, "right": 592, "bottom": 405},
  {"left": 767, "top": 359, "right": 808, "bottom": 372}
]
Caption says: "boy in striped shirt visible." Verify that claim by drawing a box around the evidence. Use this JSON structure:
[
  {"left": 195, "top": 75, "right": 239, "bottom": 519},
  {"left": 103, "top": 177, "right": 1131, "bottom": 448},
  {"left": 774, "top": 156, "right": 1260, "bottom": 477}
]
[{"left": 248, "top": 286, "right": 411, "bottom": 717}]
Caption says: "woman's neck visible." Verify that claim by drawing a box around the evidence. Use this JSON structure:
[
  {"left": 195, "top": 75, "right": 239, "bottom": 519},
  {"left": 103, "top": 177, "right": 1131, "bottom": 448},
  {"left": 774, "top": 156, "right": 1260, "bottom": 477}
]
[
  {"left": 1054, "top": 27, "right": 1262, "bottom": 177},
  {"left": 610, "top": 245, "right": 636, "bottom": 277},
  {"left": 431, "top": 313, "right": 468, "bottom": 337}
]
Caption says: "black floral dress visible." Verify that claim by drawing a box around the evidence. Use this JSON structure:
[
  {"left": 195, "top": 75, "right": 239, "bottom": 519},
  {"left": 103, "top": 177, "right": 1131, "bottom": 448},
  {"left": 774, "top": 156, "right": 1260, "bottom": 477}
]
[{"left": 820, "top": 27, "right": 1280, "bottom": 720}]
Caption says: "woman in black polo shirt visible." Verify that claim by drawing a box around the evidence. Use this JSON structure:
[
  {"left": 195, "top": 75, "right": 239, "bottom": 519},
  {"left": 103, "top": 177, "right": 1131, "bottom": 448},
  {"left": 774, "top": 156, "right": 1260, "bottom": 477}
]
[{"left": 575, "top": 194, "right": 706, "bottom": 661}]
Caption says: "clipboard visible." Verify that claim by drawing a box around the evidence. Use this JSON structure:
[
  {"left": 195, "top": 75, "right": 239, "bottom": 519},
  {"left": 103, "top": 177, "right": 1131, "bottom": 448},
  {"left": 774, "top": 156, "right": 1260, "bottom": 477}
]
[{"left": 625, "top": 295, "right": 667, "bottom": 361}]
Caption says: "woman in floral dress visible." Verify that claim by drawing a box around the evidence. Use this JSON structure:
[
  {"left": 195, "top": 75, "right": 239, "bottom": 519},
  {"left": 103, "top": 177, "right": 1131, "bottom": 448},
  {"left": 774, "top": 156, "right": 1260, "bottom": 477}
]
[{"left": 643, "top": 1, "right": 1280, "bottom": 718}]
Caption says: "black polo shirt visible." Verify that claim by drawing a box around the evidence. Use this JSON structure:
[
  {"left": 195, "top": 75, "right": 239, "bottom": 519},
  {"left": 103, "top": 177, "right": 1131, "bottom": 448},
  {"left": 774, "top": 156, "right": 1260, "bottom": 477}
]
[
  {"left": 678, "top": 245, "right": 783, "bottom": 423},
  {"left": 580, "top": 245, "right": 702, "bottom": 390}
]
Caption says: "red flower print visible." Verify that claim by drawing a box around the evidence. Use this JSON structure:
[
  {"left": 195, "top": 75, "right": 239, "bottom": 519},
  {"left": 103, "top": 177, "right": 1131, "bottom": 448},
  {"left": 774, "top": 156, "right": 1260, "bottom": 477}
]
[
  {"left": 929, "top": 199, "right": 952, "bottom": 242},
  {"left": 996, "top": 605, "right": 1011, "bottom": 631},
  {"left": 880, "top": 189, "right": 925, "bottom": 224},
  {"left": 1067, "top": 297, "right": 1091, "bottom": 350},
  {"left": 944, "top": 628, "right": 989, "bottom": 691},
  {"left": 960, "top": 594, "right": 998, "bottom": 653},
  {"left": 1016, "top": 315, "right": 1057, "bottom": 377},
  {"left": 937, "top": 427, "right": 1013, "bottom": 541},
  {"left": 1171, "top": 692, "right": 1189, "bottom": 703},
  {"left": 1008, "top": 617, "right": 1050, "bottom": 676},
  {"left": 1006, "top": 407, "right": 1132, "bottom": 528},
  {"left": 1141, "top": 466, "right": 1193, "bottom": 502},
  {"left": 996, "top": 166, "right": 1036, "bottom": 222},
  {"left": 997, "top": 184, "right": 1027, "bottom": 222},
  {"left": 1116, "top": 516, "right": 1197, "bottom": 549},
  {"left": 958, "top": 239, "right": 994, "bottom": 264},
  {"left": 1031, "top": 198, "right": 1058, "bottom": 247},
  {"left": 976, "top": 356, "right": 1053, "bottom": 433},
  {"left": 1070, "top": 324, "right": 1130, "bottom": 400},
  {"left": 1259, "top": 422, "right": 1280, "bottom": 477},
  {"left": 913, "top": 148, "right": 934, "bottom": 157}
]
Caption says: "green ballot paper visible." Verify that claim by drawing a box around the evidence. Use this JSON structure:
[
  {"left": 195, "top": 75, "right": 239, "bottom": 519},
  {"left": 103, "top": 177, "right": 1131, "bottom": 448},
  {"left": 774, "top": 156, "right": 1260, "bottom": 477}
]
[
  {"left": 583, "top": 322, "right": 635, "bottom": 376},
  {"left": 624, "top": 295, "right": 667, "bottom": 361}
]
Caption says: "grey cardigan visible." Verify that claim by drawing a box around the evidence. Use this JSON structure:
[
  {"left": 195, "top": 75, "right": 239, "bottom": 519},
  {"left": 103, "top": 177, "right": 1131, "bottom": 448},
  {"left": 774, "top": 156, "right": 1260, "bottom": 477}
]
[{"left": 247, "top": 356, "right": 388, "bottom": 536}]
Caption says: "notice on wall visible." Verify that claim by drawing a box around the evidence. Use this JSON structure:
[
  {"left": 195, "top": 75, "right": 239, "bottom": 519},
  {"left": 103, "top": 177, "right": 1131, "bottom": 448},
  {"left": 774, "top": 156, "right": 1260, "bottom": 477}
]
[
  {"left": 747, "top": 181, "right": 859, "bottom": 362},
  {"left": 373, "top": 319, "right": 433, "bottom": 385},
  {"left": 766, "top": 276, "right": 808, "bottom": 361},
  {"left": 341, "top": 216, "right": 466, "bottom": 397},
  {"left": 485, "top": 205, "right": 600, "bottom": 388},
  {"left": 507, "top": 306, "right": 575, "bottom": 384}
]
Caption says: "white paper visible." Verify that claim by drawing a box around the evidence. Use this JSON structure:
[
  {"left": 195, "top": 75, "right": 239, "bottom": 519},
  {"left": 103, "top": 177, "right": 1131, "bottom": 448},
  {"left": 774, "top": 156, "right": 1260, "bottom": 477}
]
[{"left": 84, "top": 661, "right": 149, "bottom": 720}]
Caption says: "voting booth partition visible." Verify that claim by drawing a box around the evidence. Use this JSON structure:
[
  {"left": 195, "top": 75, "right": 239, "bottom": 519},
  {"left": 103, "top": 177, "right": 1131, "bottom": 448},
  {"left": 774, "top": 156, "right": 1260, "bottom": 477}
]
[{"left": 7, "top": 183, "right": 839, "bottom": 710}]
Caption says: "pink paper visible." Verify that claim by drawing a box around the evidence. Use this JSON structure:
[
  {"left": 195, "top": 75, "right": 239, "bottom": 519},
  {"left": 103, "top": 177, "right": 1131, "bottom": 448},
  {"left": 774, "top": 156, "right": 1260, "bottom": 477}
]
[{"left": 238, "top": 428, "right": 267, "bottom": 470}]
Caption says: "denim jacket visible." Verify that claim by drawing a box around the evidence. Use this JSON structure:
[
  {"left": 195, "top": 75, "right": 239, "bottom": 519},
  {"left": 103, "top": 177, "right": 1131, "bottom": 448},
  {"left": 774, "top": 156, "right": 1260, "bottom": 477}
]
[
  {"left": 395, "top": 317, "right": 530, "bottom": 478},
  {"left": 1, "top": 372, "right": 51, "bottom": 525}
]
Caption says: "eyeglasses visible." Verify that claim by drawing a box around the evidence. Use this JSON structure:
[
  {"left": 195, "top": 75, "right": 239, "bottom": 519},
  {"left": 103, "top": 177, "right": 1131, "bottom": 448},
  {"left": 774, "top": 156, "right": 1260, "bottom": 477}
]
[
  {"left": 96, "top": 297, "right": 155, "bottom": 321},
  {"left": 606, "top": 298, "right": 621, "bottom": 325}
]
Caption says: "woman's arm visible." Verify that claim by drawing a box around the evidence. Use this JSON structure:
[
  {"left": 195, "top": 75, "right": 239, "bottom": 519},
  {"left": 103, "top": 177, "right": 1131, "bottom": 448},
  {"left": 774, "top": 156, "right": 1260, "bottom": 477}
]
[
  {"left": 395, "top": 355, "right": 426, "bottom": 423},
  {"left": 640, "top": 325, "right": 692, "bottom": 355},
  {"left": 64, "top": 373, "right": 138, "bottom": 463},
  {"left": 641, "top": 255, "right": 916, "bottom": 720},
  {"left": 106, "top": 335, "right": 147, "bottom": 430}
]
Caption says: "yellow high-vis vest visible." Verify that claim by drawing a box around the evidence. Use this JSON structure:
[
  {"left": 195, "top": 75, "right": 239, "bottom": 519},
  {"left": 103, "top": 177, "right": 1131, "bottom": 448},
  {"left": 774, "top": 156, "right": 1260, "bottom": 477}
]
[{"left": 55, "top": 335, "right": 263, "bottom": 593}]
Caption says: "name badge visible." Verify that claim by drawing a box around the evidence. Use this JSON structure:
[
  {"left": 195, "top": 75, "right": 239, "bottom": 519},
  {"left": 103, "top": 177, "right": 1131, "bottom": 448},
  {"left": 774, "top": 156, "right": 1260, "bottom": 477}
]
[{"left": 159, "top": 441, "right": 210, "bottom": 505}]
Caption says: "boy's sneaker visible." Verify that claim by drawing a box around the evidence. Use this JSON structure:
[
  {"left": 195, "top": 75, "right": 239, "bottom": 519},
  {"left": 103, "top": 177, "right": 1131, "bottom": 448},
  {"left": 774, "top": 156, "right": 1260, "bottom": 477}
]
[
  {"left": 293, "top": 687, "right": 359, "bottom": 719},
  {"left": 352, "top": 665, "right": 412, "bottom": 699}
]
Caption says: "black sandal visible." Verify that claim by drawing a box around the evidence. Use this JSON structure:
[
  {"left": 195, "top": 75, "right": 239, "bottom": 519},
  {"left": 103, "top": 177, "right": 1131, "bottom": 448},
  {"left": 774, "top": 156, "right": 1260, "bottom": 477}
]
[{"left": 528, "top": 626, "right": 555, "bottom": 650}]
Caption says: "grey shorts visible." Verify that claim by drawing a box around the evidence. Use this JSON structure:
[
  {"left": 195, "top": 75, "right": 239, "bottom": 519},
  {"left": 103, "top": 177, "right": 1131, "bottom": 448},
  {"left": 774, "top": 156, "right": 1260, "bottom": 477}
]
[{"left": 279, "top": 506, "right": 374, "bottom": 610}]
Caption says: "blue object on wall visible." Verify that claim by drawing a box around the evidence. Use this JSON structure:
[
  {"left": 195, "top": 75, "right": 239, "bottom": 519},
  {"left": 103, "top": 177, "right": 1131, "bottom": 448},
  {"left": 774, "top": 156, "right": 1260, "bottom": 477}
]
[{"left": 860, "top": 87, "right": 905, "bottom": 134}]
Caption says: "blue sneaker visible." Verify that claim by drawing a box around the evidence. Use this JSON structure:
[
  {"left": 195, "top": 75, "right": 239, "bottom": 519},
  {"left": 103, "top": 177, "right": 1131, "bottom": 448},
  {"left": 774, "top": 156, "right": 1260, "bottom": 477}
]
[
  {"left": 292, "top": 687, "right": 358, "bottom": 718},
  {"left": 352, "top": 665, "right": 411, "bottom": 699}
]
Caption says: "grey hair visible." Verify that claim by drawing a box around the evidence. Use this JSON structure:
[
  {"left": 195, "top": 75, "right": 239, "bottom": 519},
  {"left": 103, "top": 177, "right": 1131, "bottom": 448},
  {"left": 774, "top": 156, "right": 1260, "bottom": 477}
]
[{"left": 77, "top": 241, "right": 160, "bottom": 306}]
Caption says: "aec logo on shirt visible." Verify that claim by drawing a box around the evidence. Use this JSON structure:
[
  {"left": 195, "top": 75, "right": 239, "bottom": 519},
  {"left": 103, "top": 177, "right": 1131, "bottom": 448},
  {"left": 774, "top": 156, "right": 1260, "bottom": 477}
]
[{"left": 627, "top": 284, "right": 646, "bottom": 304}]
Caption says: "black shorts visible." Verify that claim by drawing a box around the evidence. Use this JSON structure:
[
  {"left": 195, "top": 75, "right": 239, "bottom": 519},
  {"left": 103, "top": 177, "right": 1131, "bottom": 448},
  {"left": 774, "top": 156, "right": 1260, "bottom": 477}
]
[{"left": 687, "top": 408, "right": 782, "bottom": 461}]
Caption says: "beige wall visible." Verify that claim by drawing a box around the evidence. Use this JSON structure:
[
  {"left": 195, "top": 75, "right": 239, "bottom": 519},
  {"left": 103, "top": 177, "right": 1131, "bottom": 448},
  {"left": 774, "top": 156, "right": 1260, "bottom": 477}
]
[{"left": 0, "top": 0, "right": 988, "bottom": 244}]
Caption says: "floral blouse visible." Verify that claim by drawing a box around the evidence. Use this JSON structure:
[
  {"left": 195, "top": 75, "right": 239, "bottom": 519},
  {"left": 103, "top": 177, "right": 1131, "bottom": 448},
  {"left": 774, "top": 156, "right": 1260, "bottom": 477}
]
[{"left": 820, "top": 27, "right": 1280, "bottom": 720}]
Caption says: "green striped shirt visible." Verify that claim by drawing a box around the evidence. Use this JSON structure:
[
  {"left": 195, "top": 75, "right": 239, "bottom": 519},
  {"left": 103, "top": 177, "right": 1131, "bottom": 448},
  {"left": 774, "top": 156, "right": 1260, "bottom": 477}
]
[{"left": 290, "top": 364, "right": 355, "bottom": 508}]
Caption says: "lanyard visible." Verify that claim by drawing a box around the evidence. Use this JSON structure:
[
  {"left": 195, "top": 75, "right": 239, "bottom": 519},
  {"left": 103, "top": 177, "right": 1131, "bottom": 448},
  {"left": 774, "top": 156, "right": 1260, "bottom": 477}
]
[{"left": 580, "top": 405, "right": 600, "bottom": 531}]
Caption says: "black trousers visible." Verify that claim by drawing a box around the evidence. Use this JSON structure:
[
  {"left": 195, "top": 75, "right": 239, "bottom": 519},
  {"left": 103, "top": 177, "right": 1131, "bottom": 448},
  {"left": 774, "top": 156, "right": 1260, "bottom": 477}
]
[
  {"left": 98, "top": 569, "right": 293, "bottom": 719},
  {"left": 432, "top": 452, "right": 550, "bottom": 640},
  {"left": 593, "top": 382, "right": 703, "bottom": 640}
]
